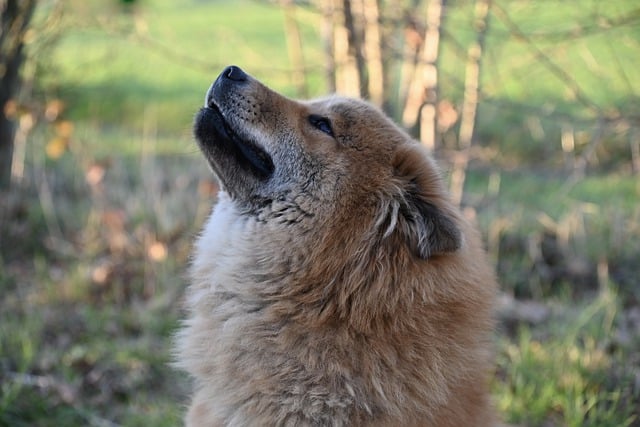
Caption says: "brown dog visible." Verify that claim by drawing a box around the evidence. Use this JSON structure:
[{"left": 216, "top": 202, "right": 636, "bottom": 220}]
[{"left": 175, "top": 66, "right": 497, "bottom": 426}]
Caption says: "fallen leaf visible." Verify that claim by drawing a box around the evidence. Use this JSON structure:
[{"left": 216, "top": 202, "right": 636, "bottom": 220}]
[
  {"left": 46, "top": 137, "right": 67, "bottom": 159},
  {"left": 148, "top": 241, "right": 167, "bottom": 262}
]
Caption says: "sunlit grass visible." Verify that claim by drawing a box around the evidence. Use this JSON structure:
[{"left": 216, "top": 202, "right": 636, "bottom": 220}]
[
  {"left": 38, "top": 0, "right": 640, "bottom": 158},
  {"left": 43, "top": 0, "right": 325, "bottom": 137},
  {"left": 496, "top": 287, "right": 638, "bottom": 427}
]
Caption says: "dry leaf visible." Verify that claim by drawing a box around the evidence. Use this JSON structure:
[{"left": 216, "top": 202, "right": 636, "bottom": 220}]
[
  {"left": 55, "top": 120, "right": 74, "bottom": 138},
  {"left": 147, "top": 241, "right": 167, "bottom": 262},
  {"left": 86, "top": 163, "right": 106, "bottom": 186},
  {"left": 46, "top": 137, "right": 67, "bottom": 159},
  {"left": 45, "top": 99, "right": 65, "bottom": 121}
]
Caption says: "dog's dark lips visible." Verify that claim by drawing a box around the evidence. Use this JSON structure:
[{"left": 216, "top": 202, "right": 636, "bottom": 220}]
[
  {"left": 195, "top": 104, "right": 274, "bottom": 180},
  {"left": 210, "top": 103, "right": 235, "bottom": 140}
]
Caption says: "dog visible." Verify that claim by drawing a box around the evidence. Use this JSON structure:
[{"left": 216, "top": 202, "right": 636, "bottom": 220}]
[{"left": 175, "top": 65, "right": 497, "bottom": 426}]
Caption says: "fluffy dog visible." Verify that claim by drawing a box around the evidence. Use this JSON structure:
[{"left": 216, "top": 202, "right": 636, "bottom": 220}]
[{"left": 175, "top": 66, "right": 497, "bottom": 426}]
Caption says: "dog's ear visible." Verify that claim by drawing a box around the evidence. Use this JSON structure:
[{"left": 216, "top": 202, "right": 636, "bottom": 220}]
[
  {"left": 390, "top": 144, "right": 462, "bottom": 259},
  {"left": 397, "top": 186, "right": 462, "bottom": 259}
]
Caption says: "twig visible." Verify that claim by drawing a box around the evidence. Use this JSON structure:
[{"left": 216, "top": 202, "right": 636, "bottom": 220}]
[
  {"left": 35, "top": 146, "right": 76, "bottom": 256},
  {"left": 562, "top": 117, "right": 605, "bottom": 193},
  {"left": 509, "top": 7, "right": 640, "bottom": 43},
  {"left": 451, "top": 0, "right": 491, "bottom": 206},
  {"left": 281, "top": 0, "right": 309, "bottom": 98},
  {"left": 631, "top": 128, "right": 640, "bottom": 175},
  {"left": 492, "top": 2, "right": 604, "bottom": 117}
]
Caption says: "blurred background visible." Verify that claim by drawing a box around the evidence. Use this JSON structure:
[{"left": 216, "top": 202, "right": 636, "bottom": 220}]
[{"left": 1, "top": 0, "right": 639, "bottom": 425}]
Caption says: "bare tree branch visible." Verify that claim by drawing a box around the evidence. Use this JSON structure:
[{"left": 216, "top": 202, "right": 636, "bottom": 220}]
[
  {"left": 320, "top": 0, "right": 336, "bottom": 92},
  {"left": 332, "top": 0, "right": 361, "bottom": 96},
  {"left": 343, "top": 0, "right": 368, "bottom": 98},
  {"left": 402, "top": 0, "right": 446, "bottom": 149},
  {"left": 281, "top": 0, "right": 308, "bottom": 98},
  {"left": 492, "top": 2, "right": 605, "bottom": 118},
  {"left": 362, "top": 0, "right": 384, "bottom": 106},
  {"left": 450, "top": 0, "right": 490, "bottom": 206},
  {"left": 513, "top": 7, "right": 640, "bottom": 42}
]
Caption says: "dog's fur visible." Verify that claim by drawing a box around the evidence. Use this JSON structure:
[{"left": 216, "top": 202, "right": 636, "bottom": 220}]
[{"left": 175, "top": 66, "right": 497, "bottom": 426}]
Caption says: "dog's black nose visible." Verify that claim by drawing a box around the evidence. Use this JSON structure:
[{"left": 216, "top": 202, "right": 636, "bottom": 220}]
[
  {"left": 222, "top": 65, "right": 247, "bottom": 82},
  {"left": 204, "top": 66, "right": 249, "bottom": 108}
]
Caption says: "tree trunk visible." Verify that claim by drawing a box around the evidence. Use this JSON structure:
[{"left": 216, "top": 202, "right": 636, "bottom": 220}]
[
  {"left": 320, "top": 0, "right": 336, "bottom": 93},
  {"left": 401, "top": 0, "right": 445, "bottom": 148},
  {"left": 0, "top": 0, "right": 37, "bottom": 190},
  {"left": 397, "top": 1, "right": 422, "bottom": 123},
  {"left": 342, "top": 0, "right": 368, "bottom": 99},
  {"left": 362, "top": 0, "right": 383, "bottom": 106},
  {"left": 450, "top": 0, "right": 490, "bottom": 206},
  {"left": 332, "top": 0, "right": 360, "bottom": 96},
  {"left": 281, "top": 0, "right": 308, "bottom": 98}
]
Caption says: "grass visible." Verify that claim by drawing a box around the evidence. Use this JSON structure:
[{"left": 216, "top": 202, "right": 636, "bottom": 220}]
[
  {"left": 444, "top": 0, "right": 640, "bottom": 110},
  {"left": 4, "top": 135, "right": 639, "bottom": 427},
  {"left": 0, "top": 139, "right": 202, "bottom": 426},
  {"left": 2, "top": 0, "right": 639, "bottom": 425},
  {"left": 0, "top": 296, "right": 187, "bottom": 427},
  {"left": 41, "top": 0, "right": 640, "bottom": 155},
  {"left": 460, "top": 167, "right": 640, "bottom": 300},
  {"left": 42, "top": 0, "right": 325, "bottom": 139},
  {"left": 496, "top": 287, "right": 639, "bottom": 427}
]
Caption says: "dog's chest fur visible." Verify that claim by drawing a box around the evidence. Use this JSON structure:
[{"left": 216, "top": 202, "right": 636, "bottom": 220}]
[{"left": 177, "top": 193, "right": 495, "bottom": 427}]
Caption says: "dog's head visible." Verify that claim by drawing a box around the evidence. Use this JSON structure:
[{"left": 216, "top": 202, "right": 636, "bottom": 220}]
[{"left": 194, "top": 66, "right": 461, "bottom": 259}]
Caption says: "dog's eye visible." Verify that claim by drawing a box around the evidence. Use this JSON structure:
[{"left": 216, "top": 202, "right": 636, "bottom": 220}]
[{"left": 308, "top": 115, "right": 334, "bottom": 137}]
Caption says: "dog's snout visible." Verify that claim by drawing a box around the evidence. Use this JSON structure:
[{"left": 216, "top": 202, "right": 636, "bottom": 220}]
[
  {"left": 205, "top": 66, "right": 248, "bottom": 107},
  {"left": 222, "top": 65, "right": 247, "bottom": 82}
]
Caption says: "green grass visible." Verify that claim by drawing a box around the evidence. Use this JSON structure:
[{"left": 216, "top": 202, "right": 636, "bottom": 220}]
[
  {"left": 4, "top": 137, "right": 638, "bottom": 427},
  {"left": 465, "top": 169, "right": 640, "bottom": 220},
  {"left": 496, "top": 288, "right": 638, "bottom": 427},
  {"left": 0, "top": 151, "right": 195, "bottom": 425},
  {"left": 462, "top": 168, "right": 640, "bottom": 300},
  {"left": 42, "top": 0, "right": 325, "bottom": 138},
  {"left": 37, "top": 0, "right": 640, "bottom": 157},
  {"left": 440, "top": 0, "right": 640, "bottom": 110},
  {"left": 437, "top": 0, "right": 640, "bottom": 163},
  {"left": 0, "top": 292, "right": 187, "bottom": 427}
]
